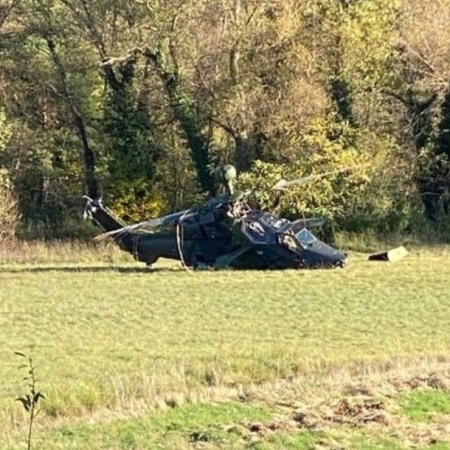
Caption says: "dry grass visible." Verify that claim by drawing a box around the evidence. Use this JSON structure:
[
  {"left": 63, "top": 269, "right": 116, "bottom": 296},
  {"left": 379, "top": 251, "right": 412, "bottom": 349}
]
[{"left": 0, "top": 239, "right": 134, "bottom": 265}]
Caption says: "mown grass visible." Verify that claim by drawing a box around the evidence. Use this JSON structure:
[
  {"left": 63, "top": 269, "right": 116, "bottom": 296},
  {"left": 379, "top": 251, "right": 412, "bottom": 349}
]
[{"left": 1, "top": 240, "right": 450, "bottom": 448}]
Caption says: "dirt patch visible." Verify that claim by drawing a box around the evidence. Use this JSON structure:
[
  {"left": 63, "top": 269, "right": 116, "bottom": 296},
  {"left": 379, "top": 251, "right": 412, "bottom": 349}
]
[
  {"left": 238, "top": 367, "right": 450, "bottom": 447},
  {"left": 293, "top": 396, "right": 389, "bottom": 429},
  {"left": 391, "top": 371, "right": 450, "bottom": 391}
]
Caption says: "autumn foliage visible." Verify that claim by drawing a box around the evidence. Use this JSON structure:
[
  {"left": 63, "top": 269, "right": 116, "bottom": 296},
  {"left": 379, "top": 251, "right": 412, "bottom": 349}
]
[{"left": 0, "top": 0, "right": 449, "bottom": 237}]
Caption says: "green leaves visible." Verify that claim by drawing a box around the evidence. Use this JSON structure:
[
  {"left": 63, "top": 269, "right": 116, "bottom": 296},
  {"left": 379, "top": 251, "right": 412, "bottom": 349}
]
[{"left": 16, "top": 392, "right": 46, "bottom": 413}]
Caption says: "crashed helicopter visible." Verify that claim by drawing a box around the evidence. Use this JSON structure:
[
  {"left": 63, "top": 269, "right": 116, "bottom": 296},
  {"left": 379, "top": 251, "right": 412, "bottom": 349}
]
[{"left": 83, "top": 165, "right": 348, "bottom": 270}]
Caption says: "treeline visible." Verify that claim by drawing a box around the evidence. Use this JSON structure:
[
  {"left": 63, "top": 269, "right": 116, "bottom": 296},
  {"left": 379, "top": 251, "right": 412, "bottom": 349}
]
[{"left": 0, "top": 0, "right": 450, "bottom": 240}]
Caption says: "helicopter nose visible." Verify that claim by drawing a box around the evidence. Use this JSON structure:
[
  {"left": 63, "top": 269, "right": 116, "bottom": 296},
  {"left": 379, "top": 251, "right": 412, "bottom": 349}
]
[
  {"left": 304, "top": 242, "right": 348, "bottom": 268},
  {"left": 336, "top": 255, "right": 348, "bottom": 268}
]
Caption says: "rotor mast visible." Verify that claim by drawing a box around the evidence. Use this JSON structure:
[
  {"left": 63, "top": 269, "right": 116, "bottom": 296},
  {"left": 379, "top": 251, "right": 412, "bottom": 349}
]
[{"left": 215, "top": 164, "right": 237, "bottom": 196}]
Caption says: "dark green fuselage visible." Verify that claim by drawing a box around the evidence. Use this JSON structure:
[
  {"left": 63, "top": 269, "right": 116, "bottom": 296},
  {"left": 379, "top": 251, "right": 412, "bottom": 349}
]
[{"left": 86, "top": 199, "right": 347, "bottom": 270}]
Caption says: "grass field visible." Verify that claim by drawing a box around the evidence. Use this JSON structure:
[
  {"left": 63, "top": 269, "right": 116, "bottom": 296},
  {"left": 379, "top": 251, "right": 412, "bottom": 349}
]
[{"left": 1, "top": 241, "right": 450, "bottom": 449}]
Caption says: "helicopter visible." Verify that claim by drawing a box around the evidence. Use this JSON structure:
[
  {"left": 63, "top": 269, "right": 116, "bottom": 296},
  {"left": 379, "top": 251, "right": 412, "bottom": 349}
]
[{"left": 83, "top": 165, "right": 348, "bottom": 270}]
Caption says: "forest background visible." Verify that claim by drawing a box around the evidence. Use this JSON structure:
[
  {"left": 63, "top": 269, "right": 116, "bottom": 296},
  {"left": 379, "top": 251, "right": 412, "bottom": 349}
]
[{"left": 1, "top": 0, "right": 450, "bottom": 242}]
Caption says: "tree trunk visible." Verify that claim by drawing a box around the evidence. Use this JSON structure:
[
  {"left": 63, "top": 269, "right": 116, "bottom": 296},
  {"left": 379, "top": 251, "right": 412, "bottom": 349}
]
[
  {"left": 234, "top": 134, "right": 254, "bottom": 172},
  {"left": 142, "top": 47, "right": 214, "bottom": 195}
]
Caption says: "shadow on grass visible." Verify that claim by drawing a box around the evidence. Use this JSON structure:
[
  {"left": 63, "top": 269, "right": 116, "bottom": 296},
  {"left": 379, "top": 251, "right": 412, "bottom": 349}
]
[{"left": 0, "top": 265, "right": 180, "bottom": 274}]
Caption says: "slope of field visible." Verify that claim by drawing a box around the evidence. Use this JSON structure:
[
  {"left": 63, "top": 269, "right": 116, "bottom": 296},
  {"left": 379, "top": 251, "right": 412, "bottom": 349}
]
[{"left": 1, "top": 245, "right": 450, "bottom": 448}]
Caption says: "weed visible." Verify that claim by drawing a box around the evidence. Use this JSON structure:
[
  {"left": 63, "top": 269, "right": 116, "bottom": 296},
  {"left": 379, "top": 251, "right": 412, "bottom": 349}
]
[{"left": 15, "top": 351, "right": 45, "bottom": 450}]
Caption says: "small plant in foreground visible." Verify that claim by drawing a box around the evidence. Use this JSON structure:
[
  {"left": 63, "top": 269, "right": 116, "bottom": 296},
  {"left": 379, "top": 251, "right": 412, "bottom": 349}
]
[{"left": 15, "top": 351, "right": 45, "bottom": 450}]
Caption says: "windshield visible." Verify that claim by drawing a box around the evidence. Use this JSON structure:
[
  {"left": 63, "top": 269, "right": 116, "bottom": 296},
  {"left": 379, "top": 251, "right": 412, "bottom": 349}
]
[{"left": 296, "top": 228, "right": 317, "bottom": 247}]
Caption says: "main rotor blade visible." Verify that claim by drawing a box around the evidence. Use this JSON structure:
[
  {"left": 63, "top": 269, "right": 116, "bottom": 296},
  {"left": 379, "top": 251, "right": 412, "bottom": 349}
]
[
  {"left": 95, "top": 208, "right": 195, "bottom": 240},
  {"left": 270, "top": 165, "right": 366, "bottom": 191}
]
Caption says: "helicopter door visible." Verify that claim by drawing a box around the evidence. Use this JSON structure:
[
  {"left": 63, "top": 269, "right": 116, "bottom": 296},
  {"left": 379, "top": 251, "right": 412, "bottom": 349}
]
[
  {"left": 199, "top": 211, "right": 215, "bottom": 225},
  {"left": 197, "top": 211, "right": 217, "bottom": 240}
]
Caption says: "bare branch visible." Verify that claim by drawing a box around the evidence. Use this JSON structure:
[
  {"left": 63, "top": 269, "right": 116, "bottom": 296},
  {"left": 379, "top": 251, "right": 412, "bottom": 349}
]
[
  {"left": 399, "top": 40, "right": 436, "bottom": 75},
  {"left": 100, "top": 50, "right": 140, "bottom": 68},
  {"left": 382, "top": 88, "right": 438, "bottom": 112},
  {"left": 211, "top": 117, "right": 237, "bottom": 137},
  {"left": 381, "top": 89, "right": 409, "bottom": 106},
  {"left": 169, "top": 12, "right": 180, "bottom": 77},
  {"left": 58, "top": 0, "right": 107, "bottom": 59},
  {"left": 194, "top": 60, "right": 215, "bottom": 96},
  {"left": 0, "top": 0, "right": 21, "bottom": 30},
  {"left": 244, "top": 4, "right": 259, "bottom": 27}
]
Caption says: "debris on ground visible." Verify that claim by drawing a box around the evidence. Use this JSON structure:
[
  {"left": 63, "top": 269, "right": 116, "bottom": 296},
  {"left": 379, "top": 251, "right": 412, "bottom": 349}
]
[{"left": 368, "top": 245, "right": 408, "bottom": 262}]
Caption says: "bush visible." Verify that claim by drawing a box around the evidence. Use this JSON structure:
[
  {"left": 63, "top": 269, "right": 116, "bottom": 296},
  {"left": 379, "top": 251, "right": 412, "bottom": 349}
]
[{"left": 237, "top": 120, "right": 417, "bottom": 236}]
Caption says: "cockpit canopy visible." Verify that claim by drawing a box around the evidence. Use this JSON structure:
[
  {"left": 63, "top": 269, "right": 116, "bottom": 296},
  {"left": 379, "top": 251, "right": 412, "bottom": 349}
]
[{"left": 241, "top": 212, "right": 319, "bottom": 251}]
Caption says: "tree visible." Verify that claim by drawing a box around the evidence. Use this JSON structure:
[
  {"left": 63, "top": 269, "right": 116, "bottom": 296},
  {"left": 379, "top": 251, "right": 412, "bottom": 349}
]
[
  {"left": 0, "top": 108, "right": 20, "bottom": 241},
  {"left": 0, "top": 0, "right": 101, "bottom": 231},
  {"left": 394, "top": 0, "right": 450, "bottom": 219}
]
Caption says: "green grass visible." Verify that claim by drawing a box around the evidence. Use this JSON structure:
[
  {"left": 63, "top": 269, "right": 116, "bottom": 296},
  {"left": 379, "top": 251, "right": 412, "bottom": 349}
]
[
  {"left": 2, "top": 243, "right": 450, "bottom": 447},
  {"left": 400, "top": 389, "right": 450, "bottom": 422},
  {"left": 2, "top": 401, "right": 275, "bottom": 450},
  {"left": 346, "top": 435, "right": 408, "bottom": 450},
  {"left": 245, "top": 431, "right": 320, "bottom": 450}
]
